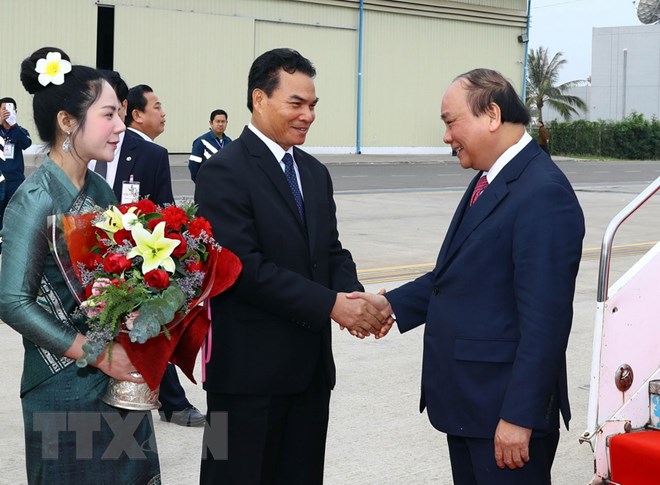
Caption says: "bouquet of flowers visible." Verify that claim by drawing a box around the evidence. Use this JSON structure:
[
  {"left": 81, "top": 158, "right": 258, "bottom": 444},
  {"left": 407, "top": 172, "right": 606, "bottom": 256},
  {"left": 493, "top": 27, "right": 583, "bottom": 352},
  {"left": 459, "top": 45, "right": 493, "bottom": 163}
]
[{"left": 48, "top": 199, "right": 241, "bottom": 390}]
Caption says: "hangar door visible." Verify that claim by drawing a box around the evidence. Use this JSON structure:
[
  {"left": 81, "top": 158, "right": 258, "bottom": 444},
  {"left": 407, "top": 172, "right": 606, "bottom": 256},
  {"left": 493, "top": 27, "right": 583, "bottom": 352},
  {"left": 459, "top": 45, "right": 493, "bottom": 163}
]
[
  {"left": 113, "top": 6, "right": 255, "bottom": 152},
  {"left": 255, "top": 21, "right": 357, "bottom": 149}
]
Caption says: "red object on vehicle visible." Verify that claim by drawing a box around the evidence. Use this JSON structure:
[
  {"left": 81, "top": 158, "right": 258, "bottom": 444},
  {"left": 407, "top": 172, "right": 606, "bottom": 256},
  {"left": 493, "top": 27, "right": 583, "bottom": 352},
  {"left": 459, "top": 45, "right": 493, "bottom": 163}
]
[{"left": 610, "top": 431, "right": 660, "bottom": 484}]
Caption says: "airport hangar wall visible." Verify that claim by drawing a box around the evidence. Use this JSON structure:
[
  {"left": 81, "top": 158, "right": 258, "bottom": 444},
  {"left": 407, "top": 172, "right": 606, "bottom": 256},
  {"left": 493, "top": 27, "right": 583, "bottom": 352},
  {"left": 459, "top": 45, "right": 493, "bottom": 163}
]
[{"left": 4, "top": 0, "right": 527, "bottom": 154}]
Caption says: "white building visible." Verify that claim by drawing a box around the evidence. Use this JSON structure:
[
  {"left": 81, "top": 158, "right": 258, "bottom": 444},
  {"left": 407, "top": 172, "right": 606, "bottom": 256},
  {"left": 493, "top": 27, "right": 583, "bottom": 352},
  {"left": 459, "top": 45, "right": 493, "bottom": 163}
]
[{"left": 545, "top": 23, "right": 660, "bottom": 122}]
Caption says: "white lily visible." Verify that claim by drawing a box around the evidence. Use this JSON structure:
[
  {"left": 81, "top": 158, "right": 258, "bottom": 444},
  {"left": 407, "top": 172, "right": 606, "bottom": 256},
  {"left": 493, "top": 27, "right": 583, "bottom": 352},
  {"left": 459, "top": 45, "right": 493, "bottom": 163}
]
[
  {"left": 127, "top": 221, "right": 180, "bottom": 274},
  {"left": 94, "top": 206, "right": 137, "bottom": 234},
  {"left": 121, "top": 210, "right": 139, "bottom": 230}
]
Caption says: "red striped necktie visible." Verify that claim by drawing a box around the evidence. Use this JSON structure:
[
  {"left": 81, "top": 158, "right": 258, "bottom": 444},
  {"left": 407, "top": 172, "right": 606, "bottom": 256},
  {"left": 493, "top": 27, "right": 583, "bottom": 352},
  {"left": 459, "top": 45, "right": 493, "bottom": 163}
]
[{"left": 470, "top": 176, "right": 489, "bottom": 206}]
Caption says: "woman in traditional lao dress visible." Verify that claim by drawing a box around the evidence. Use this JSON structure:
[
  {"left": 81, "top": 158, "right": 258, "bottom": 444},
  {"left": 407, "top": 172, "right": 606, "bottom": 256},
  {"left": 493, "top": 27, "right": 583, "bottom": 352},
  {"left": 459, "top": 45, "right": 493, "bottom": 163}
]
[{"left": 0, "top": 47, "right": 160, "bottom": 484}]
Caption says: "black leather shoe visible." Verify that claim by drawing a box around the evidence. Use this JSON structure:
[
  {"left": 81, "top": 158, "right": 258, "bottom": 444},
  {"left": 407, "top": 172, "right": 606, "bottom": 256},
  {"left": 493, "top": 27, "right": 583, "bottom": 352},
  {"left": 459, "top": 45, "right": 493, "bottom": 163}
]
[{"left": 158, "top": 405, "right": 206, "bottom": 427}]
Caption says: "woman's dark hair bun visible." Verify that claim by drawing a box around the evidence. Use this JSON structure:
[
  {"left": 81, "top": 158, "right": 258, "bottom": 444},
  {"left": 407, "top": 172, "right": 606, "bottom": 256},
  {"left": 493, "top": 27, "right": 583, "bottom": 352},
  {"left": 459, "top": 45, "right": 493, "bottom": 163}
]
[{"left": 20, "top": 47, "right": 71, "bottom": 95}]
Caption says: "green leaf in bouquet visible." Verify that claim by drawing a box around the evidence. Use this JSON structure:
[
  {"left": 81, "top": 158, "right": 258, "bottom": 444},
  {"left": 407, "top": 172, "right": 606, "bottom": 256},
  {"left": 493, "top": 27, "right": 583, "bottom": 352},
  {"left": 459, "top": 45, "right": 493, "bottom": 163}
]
[
  {"left": 129, "top": 286, "right": 186, "bottom": 343},
  {"left": 181, "top": 200, "right": 198, "bottom": 219},
  {"left": 98, "top": 282, "right": 147, "bottom": 330}
]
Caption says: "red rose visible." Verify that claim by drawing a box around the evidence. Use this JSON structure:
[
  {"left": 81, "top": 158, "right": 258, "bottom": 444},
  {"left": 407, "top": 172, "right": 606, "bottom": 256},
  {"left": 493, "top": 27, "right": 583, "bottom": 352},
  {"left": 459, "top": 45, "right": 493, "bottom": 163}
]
[
  {"left": 135, "top": 199, "right": 158, "bottom": 215},
  {"left": 94, "top": 227, "right": 107, "bottom": 239},
  {"left": 167, "top": 233, "right": 187, "bottom": 258},
  {"left": 144, "top": 269, "right": 170, "bottom": 289},
  {"left": 82, "top": 253, "right": 103, "bottom": 270},
  {"left": 84, "top": 284, "right": 94, "bottom": 299},
  {"left": 161, "top": 206, "right": 189, "bottom": 232},
  {"left": 117, "top": 203, "right": 137, "bottom": 214},
  {"left": 102, "top": 253, "right": 132, "bottom": 275},
  {"left": 147, "top": 217, "right": 165, "bottom": 231},
  {"left": 95, "top": 227, "right": 111, "bottom": 252},
  {"left": 188, "top": 216, "right": 213, "bottom": 238},
  {"left": 185, "top": 260, "right": 204, "bottom": 273},
  {"left": 113, "top": 228, "right": 135, "bottom": 246}
]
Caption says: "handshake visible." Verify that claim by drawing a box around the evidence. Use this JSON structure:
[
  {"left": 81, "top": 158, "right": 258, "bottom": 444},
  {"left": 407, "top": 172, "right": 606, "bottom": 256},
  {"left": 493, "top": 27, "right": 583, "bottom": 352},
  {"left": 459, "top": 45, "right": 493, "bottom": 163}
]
[{"left": 330, "top": 290, "right": 395, "bottom": 339}]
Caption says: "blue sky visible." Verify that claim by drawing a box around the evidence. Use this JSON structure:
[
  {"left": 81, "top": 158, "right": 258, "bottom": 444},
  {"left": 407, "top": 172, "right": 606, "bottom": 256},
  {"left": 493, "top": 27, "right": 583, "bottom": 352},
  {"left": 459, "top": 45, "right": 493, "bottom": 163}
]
[{"left": 529, "top": 0, "right": 642, "bottom": 83}]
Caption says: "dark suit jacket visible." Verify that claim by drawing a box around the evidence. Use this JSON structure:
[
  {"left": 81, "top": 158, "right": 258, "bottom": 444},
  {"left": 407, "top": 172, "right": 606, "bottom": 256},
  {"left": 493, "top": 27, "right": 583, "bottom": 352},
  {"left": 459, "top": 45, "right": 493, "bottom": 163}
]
[
  {"left": 195, "top": 126, "right": 362, "bottom": 395},
  {"left": 387, "top": 140, "right": 585, "bottom": 439},
  {"left": 113, "top": 129, "right": 174, "bottom": 205}
]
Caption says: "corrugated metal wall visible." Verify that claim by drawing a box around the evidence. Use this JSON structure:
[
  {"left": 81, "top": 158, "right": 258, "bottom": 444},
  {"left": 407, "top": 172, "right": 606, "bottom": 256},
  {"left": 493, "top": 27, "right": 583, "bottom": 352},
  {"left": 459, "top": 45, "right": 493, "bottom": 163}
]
[
  {"left": 3, "top": 0, "right": 527, "bottom": 153},
  {"left": 113, "top": 5, "right": 255, "bottom": 154},
  {"left": 361, "top": 10, "right": 524, "bottom": 148},
  {"left": 254, "top": 21, "right": 358, "bottom": 147},
  {"left": 2, "top": 0, "right": 98, "bottom": 155}
]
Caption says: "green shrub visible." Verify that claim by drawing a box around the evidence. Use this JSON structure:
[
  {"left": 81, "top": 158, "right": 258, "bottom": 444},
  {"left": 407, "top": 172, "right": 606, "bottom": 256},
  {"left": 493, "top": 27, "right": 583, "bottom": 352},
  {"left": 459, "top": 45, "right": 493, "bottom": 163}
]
[{"left": 534, "top": 113, "right": 660, "bottom": 160}]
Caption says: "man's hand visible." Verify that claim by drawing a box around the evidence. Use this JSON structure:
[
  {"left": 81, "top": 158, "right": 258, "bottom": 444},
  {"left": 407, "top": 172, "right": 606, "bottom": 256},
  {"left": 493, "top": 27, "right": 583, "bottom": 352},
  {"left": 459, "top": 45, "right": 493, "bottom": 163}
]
[
  {"left": 494, "top": 419, "right": 532, "bottom": 469},
  {"left": 331, "top": 292, "right": 389, "bottom": 339},
  {"left": 343, "top": 289, "right": 395, "bottom": 339}
]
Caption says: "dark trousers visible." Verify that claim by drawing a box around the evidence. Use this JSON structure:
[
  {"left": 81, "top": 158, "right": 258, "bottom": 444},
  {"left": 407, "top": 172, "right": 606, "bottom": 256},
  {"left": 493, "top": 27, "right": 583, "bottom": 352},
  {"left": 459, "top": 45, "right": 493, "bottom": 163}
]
[
  {"left": 0, "top": 180, "right": 5, "bottom": 254},
  {"left": 158, "top": 363, "right": 191, "bottom": 411},
  {"left": 200, "top": 371, "right": 331, "bottom": 485},
  {"left": 0, "top": 178, "right": 23, "bottom": 254},
  {"left": 447, "top": 431, "right": 560, "bottom": 485}
]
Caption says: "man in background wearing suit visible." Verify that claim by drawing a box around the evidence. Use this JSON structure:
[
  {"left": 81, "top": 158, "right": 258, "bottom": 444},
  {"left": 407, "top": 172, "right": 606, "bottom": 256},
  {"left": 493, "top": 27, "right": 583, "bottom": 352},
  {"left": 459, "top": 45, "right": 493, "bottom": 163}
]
[
  {"left": 357, "top": 69, "right": 585, "bottom": 484},
  {"left": 113, "top": 84, "right": 174, "bottom": 205},
  {"left": 93, "top": 78, "right": 205, "bottom": 428},
  {"left": 195, "top": 48, "right": 391, "bottom": 484}
]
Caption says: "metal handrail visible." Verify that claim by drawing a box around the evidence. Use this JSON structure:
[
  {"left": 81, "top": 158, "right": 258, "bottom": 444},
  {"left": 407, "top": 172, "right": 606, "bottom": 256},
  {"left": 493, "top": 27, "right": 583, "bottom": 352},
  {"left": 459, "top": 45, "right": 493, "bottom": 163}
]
[{"left": 597, "top": 176, "right": 660, "bottom": 302}]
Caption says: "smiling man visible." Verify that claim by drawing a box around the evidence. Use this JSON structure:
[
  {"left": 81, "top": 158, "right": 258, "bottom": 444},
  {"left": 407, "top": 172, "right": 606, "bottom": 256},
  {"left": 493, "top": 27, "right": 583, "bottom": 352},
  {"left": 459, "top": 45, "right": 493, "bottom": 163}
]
[
  {"left": 433, "top": 70, "right": 584, "bottom": 483},
  {"left": 355, "top": 68, "right": 586, "bottom": 484},
  {"left": 195, "top": 48, "right": 391, "bottom": 484},
  {"left": 113, "top": 84, "right": 174, "bottom": 205}
]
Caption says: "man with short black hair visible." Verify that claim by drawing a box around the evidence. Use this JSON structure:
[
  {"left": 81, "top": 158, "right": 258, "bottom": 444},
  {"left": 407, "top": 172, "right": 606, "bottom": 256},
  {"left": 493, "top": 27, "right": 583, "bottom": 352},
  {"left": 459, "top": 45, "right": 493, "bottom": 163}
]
[
  {"left": 188, "top": 109, "right": 232, "bottom": 182},
  {"left": 196, "top": 48, "right": 391, "bottom": 484},
  {"left": 113, "top": 84, "right": 174, "bottom": 205}
]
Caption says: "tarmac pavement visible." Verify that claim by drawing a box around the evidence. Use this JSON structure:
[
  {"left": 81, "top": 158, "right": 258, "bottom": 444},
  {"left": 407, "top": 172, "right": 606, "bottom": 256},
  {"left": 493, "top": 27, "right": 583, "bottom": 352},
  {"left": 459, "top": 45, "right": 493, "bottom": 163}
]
[{"left": 1, "top": 153, "right": 659, "bottom": 483}]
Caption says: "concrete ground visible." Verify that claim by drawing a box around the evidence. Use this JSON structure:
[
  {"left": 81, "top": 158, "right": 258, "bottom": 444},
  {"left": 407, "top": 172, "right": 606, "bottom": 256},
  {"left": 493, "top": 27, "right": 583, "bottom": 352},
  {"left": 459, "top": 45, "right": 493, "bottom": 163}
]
[{"left": 1, "top": 154, "right": 659, "bottom": 484}]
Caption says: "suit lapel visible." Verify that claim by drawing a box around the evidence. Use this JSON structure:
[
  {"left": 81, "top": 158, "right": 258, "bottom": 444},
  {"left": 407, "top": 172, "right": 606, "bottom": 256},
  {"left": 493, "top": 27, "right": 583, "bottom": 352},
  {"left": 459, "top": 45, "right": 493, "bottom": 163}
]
[
  {"left": 242, "top": 128, "right": 307, "bottom": 232},
  {"left": 443, "top": 175, "right": 508, "bottom": 262},
  {"left": 114, "top": 131, "right": 139, "bottom": 191},
  {"left": 295, "top": 149, "right": 317, "bottom": 245},
  {"left": 436, "top": 142, "right": 538, "bottom": 275},
  {"left": 435, "top": 173, "right": 479, "bottom": 266}
]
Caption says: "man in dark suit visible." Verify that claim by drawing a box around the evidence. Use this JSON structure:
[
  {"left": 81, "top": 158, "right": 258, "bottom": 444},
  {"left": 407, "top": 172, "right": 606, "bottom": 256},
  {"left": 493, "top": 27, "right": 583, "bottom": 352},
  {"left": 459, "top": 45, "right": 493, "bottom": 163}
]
[
  {"left": 357, "top": 69, "right": 585, "bottom": 484},
  {"left": 112, "top": 84, "right": 174, "bottom": 205},
  {"left": 195, "top": 48, "right": 391, "bottom": 484}
]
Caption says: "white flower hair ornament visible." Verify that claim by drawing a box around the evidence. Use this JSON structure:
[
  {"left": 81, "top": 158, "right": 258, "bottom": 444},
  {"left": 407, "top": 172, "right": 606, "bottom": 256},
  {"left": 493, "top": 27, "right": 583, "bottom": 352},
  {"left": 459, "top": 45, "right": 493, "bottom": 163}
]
[{"left": 35, "top": 52, "right": 72, "bottom": 87}]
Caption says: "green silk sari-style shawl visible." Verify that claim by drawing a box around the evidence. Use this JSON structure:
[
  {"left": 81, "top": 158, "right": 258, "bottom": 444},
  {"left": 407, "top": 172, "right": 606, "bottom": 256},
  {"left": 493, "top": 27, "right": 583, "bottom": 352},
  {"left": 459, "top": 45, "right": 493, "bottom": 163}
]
[{"left": 0, "top": 157, "right": 117, "bottom": 396}]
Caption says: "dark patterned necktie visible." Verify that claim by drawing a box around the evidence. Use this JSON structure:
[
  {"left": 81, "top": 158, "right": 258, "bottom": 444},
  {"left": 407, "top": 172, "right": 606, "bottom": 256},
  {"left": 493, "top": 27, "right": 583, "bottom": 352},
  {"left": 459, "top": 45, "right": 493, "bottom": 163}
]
[
  {"left": 470, "top": 175, "right": 489, "bottom": 206},
  {"left": 282, "top": 153, "right": 305, "bottom": 222}
]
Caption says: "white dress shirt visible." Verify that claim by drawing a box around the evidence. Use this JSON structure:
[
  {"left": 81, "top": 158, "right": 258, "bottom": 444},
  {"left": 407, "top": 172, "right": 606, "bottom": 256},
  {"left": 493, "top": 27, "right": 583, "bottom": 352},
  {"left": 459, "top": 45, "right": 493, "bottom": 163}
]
[
  {"left": 247, "top": 123, "right": 303, "bottom": 197},
  {"left": 483, "top": 131, "right": 532, "bottom": 183}
]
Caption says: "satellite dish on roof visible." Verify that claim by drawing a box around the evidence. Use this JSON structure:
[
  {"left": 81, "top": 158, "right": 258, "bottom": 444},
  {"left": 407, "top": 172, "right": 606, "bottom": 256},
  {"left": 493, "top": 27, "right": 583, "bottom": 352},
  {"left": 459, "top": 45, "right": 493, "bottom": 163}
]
[{"left": 636, "top": 0, "right": 660, "bottom": 24}]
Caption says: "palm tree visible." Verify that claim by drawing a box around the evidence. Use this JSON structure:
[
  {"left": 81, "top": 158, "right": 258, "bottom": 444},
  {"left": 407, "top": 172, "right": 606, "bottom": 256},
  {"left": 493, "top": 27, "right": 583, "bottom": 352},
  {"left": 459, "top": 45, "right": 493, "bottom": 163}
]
[{"left": 526, "top": 47, "right": 587, "bottom": 122}]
